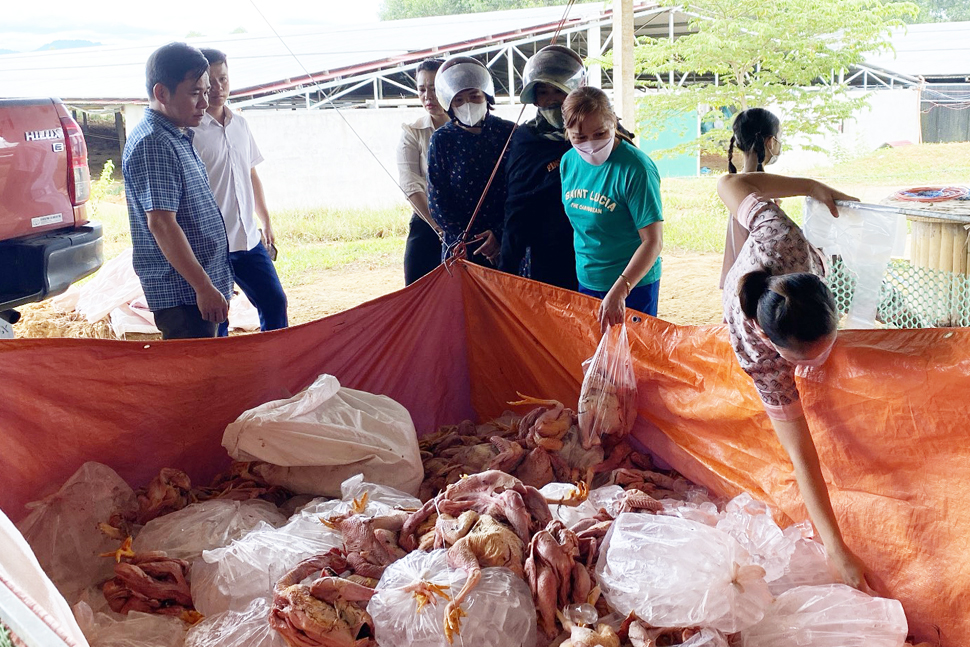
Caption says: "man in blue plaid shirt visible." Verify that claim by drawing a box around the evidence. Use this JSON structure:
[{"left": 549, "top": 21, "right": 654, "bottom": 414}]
[{"left": 123, "top": 42, "right": 233, "bottom": 339}]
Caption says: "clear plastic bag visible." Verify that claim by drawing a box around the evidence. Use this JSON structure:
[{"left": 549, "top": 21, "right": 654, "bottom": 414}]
[
  {"left": 540, "top": 483, "right": 624, "bottom": 527},
  {"left": 184, "top": 597, "right": 286, "bottom": 647},
  {"left": 739, "top": 584, "right": 909, "bottom": 647},
  {"left": 577, "top": 323, "right": 637, "bottom": 449},
  {"left": 596, "top": 512, "right": 773, "bottom": 633},
  {"left": 74, "top": 601, "right": 186, "bottom": 647},
  {"left": 660, "top": 499, "right": 724, "bottom": 527},
  {"left": 683, "top": 628, "right": 730, "bottom": 647},
  {"left": 133, "top": 499, "right": 286, "bottom": 562},
  {"left": 367, "top": 549, "right": 537, "bottom": 647},
  {"left": 766, "top": 522, "right": 839, "bottom": 596},
  {"left": 802, "top": 198, "right": 905, "bottom": 329},
  {"left": 191, "top": 516, "right": 343, "bottom": 617},
  {"left": 715, "top": 493, "right": 800, "bottom": 583},
  {"left": 18, "top": 462, "right": 139, "bottom": 604},
  {"left": 191, "top": 475, "right": 413, "bottom": 616}
]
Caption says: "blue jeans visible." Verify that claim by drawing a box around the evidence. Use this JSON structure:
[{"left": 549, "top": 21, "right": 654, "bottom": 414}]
[
  {"left": 218, "top": 242, "right": 288, "bottom": 336},
  {"left": 579, "top": 279, "right": 660, "bottom": 317}
]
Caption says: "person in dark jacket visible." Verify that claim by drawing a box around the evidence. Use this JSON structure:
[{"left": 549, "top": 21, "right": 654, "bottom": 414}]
[
  {"left": 500, "top": 45, "right": 586, "bottom": 290},
  {"left": 428, "top": 57, "right": 514, "bottom": 266}
]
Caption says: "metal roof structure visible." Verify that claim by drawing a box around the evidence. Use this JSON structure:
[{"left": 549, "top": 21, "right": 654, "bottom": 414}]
[
  {"left": 0, "top": 2, "right": 695, "bottom": 110},
  {"left": 864, "top": 21, "right": 970, "bottom": 82},
  {"left": 3, "top": 7, "right": 963, "bottom": 112}
]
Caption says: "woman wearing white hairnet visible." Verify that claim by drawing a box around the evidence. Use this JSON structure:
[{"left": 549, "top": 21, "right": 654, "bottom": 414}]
[{"left": 427, "top": 57, "right": 515, "bottom": 266}]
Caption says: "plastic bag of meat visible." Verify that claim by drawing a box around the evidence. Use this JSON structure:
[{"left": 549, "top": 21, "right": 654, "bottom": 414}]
[
  {"left": 596, "top": 512, "right": 773, "bottom": 633},
  {"left": 660, "top": 499, "right": 724, "bottom": 527},
  {"left": 133, "top": 499, "right": 287, "bottom": 562},
  {"left": 222, "top": 374, "right": 423, "bottom": 497},
  {"left": 74, "top": 601, "right": 186, "bottom": 646},
  {"left": 715, "top": 493, "right": 801, "bottom": 583},
  {"left": 540, "top": 483, "right": 624, "bottom": 527},
  {"left": 185, "top": 596, "right": 286, "bottom": 647},
  {"left": 17, "top": 462, "right": 139, "bottom": 604},
  {"left": 681, "top": 628, "right": 730, "bottom": 647},
  {"left": 767, "top": 524, "right": 839, "bottom": 596},
  {"left": 191, "top": 475, "right": 414, "bottom": 616},
  {"left": 367, "top": 549, "right": 537, "bottom": 647},
  {"left": 577, "top": 324, "right": 637, "bottom": 449},
  {"left": 191, "top": 515, "right": 343, "bottom": 617},
  {"left": 739, "top": 584, "right": 908, "bottom": 647},
  {"left": 337, "top": 473, "right": 423, "bottom": 514}
]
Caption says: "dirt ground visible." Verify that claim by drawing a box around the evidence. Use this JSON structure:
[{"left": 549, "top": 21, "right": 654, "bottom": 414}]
[{"left": 15, "top": 250, "right": 725, "bottom": 339}]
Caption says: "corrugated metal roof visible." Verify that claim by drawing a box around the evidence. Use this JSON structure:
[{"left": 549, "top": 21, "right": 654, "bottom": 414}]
[
  {"left": 864, "top": 21, "right": 970, "bottom": 79},
  {"left": 0, "top": 3, "right": 618, "bottom": 102}
]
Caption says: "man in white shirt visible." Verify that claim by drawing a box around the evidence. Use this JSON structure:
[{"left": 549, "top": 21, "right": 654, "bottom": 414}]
[{"left": 192, "top": 48, "right": 288, "bottom": 333}]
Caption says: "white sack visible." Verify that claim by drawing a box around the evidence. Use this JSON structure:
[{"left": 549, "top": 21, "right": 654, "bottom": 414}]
[
  {"left": 222, "top": 374, "right": 423, "bottom": 497},
  {"left": 0, "top": 508, "right": 90, "bottom": 646}
]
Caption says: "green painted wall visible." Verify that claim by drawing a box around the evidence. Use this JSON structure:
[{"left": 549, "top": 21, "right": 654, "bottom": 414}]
[{"left": 637, "top": 111, "right": 699, "bottom": 178}]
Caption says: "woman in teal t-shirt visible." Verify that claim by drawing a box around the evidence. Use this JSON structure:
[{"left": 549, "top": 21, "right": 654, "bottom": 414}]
[{"left": 560, "top": 87, "right": 663, "bottom": 331}]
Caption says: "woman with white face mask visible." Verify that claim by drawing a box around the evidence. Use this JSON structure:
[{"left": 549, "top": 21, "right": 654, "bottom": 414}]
[
  {"left": 427, "top": 57, "right": 515, "bottom": 266},
  {"left": 717, "top": 170, "right": 875, "bottom": 596},
  {"left": 559, "top": 87, "right": 664, "bottom": 332},
  {"left": 500, "top": 45, "right": 586, "bottom": 290},
  {"left": 719, "top": 107, "right": 784, "bottom": 289}
]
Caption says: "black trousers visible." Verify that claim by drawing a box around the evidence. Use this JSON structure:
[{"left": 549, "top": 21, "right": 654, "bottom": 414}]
[
  {"left": 153, "top": 304, "right": 219, "bottom": 340},
  {"left": 404, "top": 214, "right": 442, "bottom": 286}
]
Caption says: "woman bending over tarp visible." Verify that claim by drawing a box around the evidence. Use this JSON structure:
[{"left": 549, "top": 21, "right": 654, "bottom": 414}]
[{"left": 717, "top": 170, "right": 873, "bottom": 592}]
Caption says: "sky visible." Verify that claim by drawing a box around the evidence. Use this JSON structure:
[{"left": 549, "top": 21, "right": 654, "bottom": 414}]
[{"left": 1, "top": 0, "right": 384, "bottom": 52}]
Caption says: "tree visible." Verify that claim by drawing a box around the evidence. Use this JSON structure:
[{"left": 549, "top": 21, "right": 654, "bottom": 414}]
[
  {"left": 380, "top": 0, "right": 561, "bottom": 21},
  {"left": 906, "top": 0, "right": 970, "bottom": 22},
  {"left": 604, "top": 0, "right": 917, "bottom": 156}
]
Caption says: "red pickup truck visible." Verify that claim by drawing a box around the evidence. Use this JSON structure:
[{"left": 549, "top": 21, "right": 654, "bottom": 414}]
[{"left": 0, "top": 98, "right": 103, "bottom": 336}]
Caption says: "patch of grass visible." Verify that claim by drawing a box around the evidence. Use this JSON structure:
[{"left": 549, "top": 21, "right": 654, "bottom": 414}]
[
  {"left": 95, "top": 202, "right": 132, "bottom": 259},
  {"left": 808, "top": 142, "right": 970, "bottom": 185},
  {"left": 660, "top": 177, "right": 724, "bottom": 253},
  {"left": 274, "top": 205, "right": 411, "bottom": 243},
  {"left": 89, "top": 200, "right": 411, "bottom": 271},
  {"left": 274, "top": 237, "right": 406, "bottom": 285}
]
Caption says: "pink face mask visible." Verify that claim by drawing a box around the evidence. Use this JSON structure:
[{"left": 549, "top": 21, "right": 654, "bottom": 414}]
[
  {"left": 794, "top": 336, "right": 836, "bottom": 368},
  {"left": 573, "top": 134, "right": 615, "bottom": 166}
]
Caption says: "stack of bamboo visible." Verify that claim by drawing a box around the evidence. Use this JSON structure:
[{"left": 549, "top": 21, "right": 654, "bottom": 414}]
[{"left": 882, "top": 195, "right": 970, "bottom": 326}]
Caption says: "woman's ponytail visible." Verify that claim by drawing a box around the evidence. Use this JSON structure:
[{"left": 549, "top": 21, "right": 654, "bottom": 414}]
[
  {"left": 738, "top": 270, "right": 772, "bottom": 320},
  {"left": 730, "top": 108, "right": 780, "bottom": 171},
  {"left": 727, "top": 135, "right": 738, "bottom": 174}
]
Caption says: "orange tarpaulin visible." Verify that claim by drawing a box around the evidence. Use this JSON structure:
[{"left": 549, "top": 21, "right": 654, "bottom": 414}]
[{"left": 0, "top": 261, "right": 966, "bottom": 644}]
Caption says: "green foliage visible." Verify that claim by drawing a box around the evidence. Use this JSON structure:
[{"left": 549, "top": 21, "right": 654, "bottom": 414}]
[
  {"left": 600, "top": 0, "right": 918, "bottom": 157},
  {"left": 380, "top": 0, "right": 561, "bottom": 20},
  {"left": 89, "top": 159, "right": 116, "bottom": 219},
  {"left": 0, "top": 624, "right": 14, "bottom": 647},
  {"left": 906, "top": 0, "right": 970, "bottom": 22}
]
